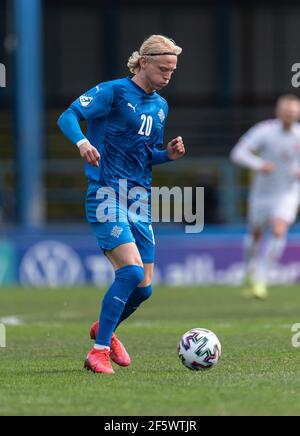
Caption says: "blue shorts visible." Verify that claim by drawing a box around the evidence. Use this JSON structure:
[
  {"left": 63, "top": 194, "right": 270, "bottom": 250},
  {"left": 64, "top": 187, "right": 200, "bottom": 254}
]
[{"left": 86, "top": 179, "right": 155, "bottom": 264}]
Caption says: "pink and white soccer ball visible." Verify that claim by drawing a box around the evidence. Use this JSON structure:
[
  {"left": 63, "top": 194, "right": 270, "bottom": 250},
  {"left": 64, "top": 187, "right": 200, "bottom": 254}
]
[{"left": 178, "top": 328, "right": 221, "bottom": 371}]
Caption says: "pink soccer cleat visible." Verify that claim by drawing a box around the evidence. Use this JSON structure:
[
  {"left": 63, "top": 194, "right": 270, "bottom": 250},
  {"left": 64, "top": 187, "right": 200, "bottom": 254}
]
[
  {"left": 84, "top": 348, "right": 115, "bottom": 374},
  {"left": 90, "top": 321, "right": 99, "bottom": 341},
  {"left": 90, "top": 321, "right": 131, "bottom": 367}
]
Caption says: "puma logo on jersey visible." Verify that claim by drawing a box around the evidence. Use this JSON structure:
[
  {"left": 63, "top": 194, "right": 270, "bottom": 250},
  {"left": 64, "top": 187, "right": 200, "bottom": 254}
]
[{"left": 127, "top": 102, "right": 137, "bottom": 113}]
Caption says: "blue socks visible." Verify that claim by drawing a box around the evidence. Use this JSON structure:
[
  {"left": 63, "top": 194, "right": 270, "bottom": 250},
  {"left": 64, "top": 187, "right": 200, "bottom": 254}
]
[
  {"left": 115, "top": 284, "right": 153, "bottom": 329},
  {"left": 96, "top": 265, "right": 144, "bottom": 346}
]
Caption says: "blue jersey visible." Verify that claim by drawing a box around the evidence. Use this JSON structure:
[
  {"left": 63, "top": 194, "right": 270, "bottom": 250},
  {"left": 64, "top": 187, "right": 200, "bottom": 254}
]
[{"left": 70, "top": 77, "right": 169, "bottom": 192}]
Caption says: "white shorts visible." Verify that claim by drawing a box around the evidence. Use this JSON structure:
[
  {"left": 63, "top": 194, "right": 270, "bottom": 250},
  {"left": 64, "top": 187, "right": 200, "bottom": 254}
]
[{"left": 248, "top": 193, "right": 300, "bottom": 228}]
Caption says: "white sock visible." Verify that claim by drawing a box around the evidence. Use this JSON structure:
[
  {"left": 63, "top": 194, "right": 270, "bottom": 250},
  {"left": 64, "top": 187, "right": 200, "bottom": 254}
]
[
  {"left": 94, "top": 344, "right": 110, "bottom": 351},
  {"left": 265, "top": 236, "right": 286, "bottom": 262},
  {"left": 258, "top": 236, "right": 286, "bottom": 284},
  {"left": 244, "top": 235, "right": 261, "bottom": 278}
]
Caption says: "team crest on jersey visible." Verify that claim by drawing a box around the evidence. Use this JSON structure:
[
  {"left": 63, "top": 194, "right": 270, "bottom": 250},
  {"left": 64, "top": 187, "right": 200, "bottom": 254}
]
[
  {"left": 158, "top": 109, "right": 166, "bottom": 123},
  {"left": 80, "top": 95, "right": 93, "bottom": 107},
  {"left": 111, "top": 226, "right": 124, "bottom": 239}
]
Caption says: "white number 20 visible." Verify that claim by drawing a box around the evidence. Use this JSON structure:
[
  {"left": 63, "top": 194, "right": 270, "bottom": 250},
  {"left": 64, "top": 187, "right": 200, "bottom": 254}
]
[{"left": 138, "top": 115, "right": 153, "bottom": 137}]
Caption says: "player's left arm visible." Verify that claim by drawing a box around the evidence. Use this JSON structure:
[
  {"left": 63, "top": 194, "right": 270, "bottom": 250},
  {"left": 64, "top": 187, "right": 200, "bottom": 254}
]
[
  {"left": 152, "top": 101, "right": 185, "bottom": 165},
  {"left": 152, "top": 136, "right": 185, "bottom": 165},
  {"left": 166, "top": 136, "right": 185, "bottom": 160}
]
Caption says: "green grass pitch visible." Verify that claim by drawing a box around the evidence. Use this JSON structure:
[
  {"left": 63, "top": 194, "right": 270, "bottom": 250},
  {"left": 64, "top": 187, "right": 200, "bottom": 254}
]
[{"left": 0, "top": 285, "right": 300, "bottom": 416}]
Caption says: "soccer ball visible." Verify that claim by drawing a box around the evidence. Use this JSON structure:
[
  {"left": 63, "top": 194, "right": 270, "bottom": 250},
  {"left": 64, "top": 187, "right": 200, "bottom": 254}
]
[{"left": 178, "top": 328, "right": 221, "bottom": 371}]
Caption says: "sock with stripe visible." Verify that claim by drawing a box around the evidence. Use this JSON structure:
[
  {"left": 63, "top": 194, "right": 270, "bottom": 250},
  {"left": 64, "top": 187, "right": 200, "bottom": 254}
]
[
  {"left": 115, "top": 284, "right": 153, "bottom": 329},
  {"left": 95, "top": 265, "right": 144, "bottom": 347}
]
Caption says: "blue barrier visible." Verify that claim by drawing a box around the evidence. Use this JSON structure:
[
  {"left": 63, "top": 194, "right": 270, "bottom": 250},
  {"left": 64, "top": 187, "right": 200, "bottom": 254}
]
[
  {"left": 2, "top": 225, "right": 300, "bottom": 287},
  {"left": 0, "top": 240, "right": 16, "bottom": 284}
]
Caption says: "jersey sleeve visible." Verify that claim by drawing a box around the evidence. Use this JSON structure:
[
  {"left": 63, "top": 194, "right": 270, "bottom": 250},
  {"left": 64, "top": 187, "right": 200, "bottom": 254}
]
[
  {"left": 57, "top": 107, "right": 86, "bottom": 145},
  {"left": 156, "top": 100, "right": 169, "bottom": 146},
  {"left": 230, "top": 122, "right": 268, "bottom": 170},
  {"left": 152, "top": 148, "right": 171, "bottom": 165},
  {"left": 152, "top": 101, "right": 170, "bottom": 165},
  {"left": 70, "top": 83, "right": 114, "bottom": 120}
]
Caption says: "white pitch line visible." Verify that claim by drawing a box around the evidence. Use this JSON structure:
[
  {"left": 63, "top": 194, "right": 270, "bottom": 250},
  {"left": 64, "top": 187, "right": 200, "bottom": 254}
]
[{"left": 0, "top": 316, "right": 24, "bottom": 326}]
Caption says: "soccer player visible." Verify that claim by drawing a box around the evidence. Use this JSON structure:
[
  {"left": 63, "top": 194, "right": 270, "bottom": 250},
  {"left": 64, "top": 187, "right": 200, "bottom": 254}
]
[
  {"left": 58, "top": 35, "right": 185, "bottom": 373},
  {"left": 231, "top": 94, "right": 300, "bottom": 299}
]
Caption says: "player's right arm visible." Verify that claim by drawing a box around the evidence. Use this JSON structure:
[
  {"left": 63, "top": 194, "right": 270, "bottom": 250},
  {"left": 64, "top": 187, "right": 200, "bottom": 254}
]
[
  {"left": 57, "top": 84, "right": 114, "bottom": 167},
  {"left": 230, "top": 122, "right": 274, "bottom": 173},
  {"left": 57, "top": 108, "right": 100, "bottom": 167}
]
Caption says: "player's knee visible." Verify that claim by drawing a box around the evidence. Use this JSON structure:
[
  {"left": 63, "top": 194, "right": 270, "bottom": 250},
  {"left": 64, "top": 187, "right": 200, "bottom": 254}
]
[
  {"left": 117, "top": 265, "right": 145, "bottom": 288},
  {"left": 139, "top": 284, "right": 153, "bottom": 301},
  {"left": 272, "top": 222, "right": 288, "bottom": 238},
  {"left": 139, "top": 271, "right": 154, "bottom": 288},
  {"left": 272, "top": 229, "right": 283, "bottom": 239}
]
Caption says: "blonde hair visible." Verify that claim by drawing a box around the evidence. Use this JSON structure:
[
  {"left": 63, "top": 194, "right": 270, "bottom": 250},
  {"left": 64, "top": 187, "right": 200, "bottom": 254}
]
[{"left": 127, "top": 35, "right": 182, "bottom": 74}]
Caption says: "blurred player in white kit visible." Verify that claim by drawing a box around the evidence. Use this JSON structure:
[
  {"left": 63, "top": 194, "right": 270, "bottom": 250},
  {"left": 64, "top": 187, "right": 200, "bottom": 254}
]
[{"left": 231, "top": 95, "right": 300, "bottom": 299}]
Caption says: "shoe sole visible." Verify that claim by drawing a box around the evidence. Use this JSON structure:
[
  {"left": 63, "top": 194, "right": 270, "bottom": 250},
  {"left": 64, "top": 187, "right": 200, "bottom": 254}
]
[
  {"left": 110, "top": 356, "right": 131, "bottom": 367},
  {"left": 253, "top": 293, "right": 268, "bottom": 300},
  {"left": 84, "top": 360, "right": 115, "bottom": 374},
  {"left": 242, "top": 287, "right": 268, "bottom": 300},
  {"left": 84, "top": 360, "right": 93, "bottom": 372}
]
